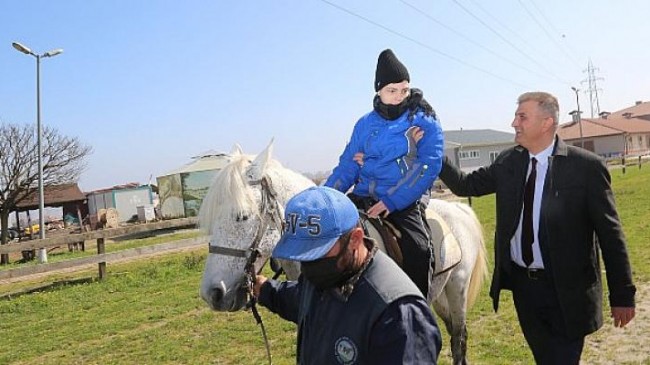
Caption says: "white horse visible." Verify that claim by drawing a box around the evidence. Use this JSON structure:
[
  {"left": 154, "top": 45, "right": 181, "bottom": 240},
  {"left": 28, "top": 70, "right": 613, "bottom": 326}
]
[{"left": 199, "top": 141, "right": 487, "bottom": 365}]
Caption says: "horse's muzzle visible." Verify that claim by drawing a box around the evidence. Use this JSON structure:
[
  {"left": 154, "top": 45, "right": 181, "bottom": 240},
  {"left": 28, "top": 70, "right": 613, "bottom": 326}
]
[{"left": 205, "top": 281, "right": 249, "bottom": 312}]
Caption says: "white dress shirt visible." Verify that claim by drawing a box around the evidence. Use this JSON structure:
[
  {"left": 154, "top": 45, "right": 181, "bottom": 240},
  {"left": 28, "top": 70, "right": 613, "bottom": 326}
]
[{"left": 510, "top": 142, "right": 554, "bottom": 269}]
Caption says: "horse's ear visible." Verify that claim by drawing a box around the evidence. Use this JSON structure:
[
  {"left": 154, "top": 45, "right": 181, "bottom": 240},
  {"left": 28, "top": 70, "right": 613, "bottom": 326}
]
[
  {"left": 250, "top": 139, "right": 274, "bottom": 179},
  {"left": 230, "top": 144, "right": 244, "bottom": 156}
]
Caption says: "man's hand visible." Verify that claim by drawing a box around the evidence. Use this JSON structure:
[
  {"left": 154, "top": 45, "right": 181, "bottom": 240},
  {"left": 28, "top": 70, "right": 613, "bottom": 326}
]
[
  {"left": 410, "top": 126, "right": 424, "bottom": 144},
  {"left": 353, "top": 152, "right": 365, "bottom": 167},
  {"left": 253, "top": 275, "right": 268, "bottom": 298},
  {"left": 367, "top": 201, "right": 390, "bottom": 218},
  {"left": 611, "top": 306, "right": 635, "bottom": 328}
]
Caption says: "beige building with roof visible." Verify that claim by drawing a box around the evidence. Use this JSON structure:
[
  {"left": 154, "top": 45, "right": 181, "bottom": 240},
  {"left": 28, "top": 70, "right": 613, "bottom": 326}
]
[
  {"left": 558, "top": 101, "right": 650, "bottom": 157},
  {"left": 156, "top": 152, "right": 232, "bottom": 219}
]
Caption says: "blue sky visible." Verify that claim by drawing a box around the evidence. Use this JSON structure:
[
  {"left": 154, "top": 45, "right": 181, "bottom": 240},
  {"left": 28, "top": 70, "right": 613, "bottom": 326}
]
[{"left": 2, "top": 0, "right": 649, "bottom": 192}]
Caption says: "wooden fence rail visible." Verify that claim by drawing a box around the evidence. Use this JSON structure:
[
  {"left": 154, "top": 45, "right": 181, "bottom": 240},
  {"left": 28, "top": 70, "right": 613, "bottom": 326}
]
[
  {"left": 0, "top": 217, "right": 198, "bottom": 255},
  {"left": 0, "top": 236, "right": 207, "bottom": 281},
  {"left": 0, "top": 217, "right": 204, "bottom": 282}
]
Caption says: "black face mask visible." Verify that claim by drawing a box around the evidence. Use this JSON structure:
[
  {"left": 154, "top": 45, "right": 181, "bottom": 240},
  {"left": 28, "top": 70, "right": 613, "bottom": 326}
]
[
  {"left": 373, "top": 94, "right": 409, "bottom": 120},
  {"left": 301, "top": 241, "right": 357, "bottom": 291}
]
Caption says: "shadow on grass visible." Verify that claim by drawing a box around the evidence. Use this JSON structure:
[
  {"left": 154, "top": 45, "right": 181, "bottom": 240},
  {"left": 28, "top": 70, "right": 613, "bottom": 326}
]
[{"left": 0, "top": 276, "right": 96, "bottom": 300}]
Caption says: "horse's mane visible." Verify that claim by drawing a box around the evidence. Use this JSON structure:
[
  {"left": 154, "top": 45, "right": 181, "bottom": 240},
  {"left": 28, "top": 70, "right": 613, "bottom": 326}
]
[
  {"left": 198, "top": 153, "right": 257, "bottom": 234},
  {"left": 198, "top": 152, "right": 285, "bottom": 234}
]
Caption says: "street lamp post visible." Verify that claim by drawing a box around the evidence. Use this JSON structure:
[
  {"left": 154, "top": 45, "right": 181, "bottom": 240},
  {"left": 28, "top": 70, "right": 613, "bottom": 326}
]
[
  {"left": 570, "top": 86, "right": 584, "bottom": 149},
  {"left": 12, "top": 42, "right": 63, "bottom": 263}
]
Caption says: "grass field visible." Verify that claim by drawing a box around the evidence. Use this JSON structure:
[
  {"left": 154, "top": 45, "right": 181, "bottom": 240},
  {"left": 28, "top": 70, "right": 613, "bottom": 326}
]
[{"left": 0, "top": 166, "right": 648, "bottom": 364}]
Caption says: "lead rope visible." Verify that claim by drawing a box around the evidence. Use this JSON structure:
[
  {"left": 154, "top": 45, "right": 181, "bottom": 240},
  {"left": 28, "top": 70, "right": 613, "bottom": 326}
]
[
  {"left": 244, "top": 259, "right": 283, "bottom": 365},
  {"left": 245, "top": 266, "right": 273, "bottom": 365},
  {"left": 242, "top": 176, "right": 284, "bottom": 365}
]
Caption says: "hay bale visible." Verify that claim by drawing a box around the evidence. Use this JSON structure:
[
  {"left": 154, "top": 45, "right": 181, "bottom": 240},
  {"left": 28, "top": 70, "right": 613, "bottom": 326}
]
[{"left": 104, "top": 208, "right": 119, "bottom": 228}]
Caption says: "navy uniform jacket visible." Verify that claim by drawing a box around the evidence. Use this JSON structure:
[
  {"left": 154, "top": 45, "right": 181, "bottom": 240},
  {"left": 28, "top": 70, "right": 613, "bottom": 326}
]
[
  {"left": 259, "top": 250, "right": 441, "bottom": 364},
  {"left": 439, "top": 137, "right": 636, "bottom": 338}
]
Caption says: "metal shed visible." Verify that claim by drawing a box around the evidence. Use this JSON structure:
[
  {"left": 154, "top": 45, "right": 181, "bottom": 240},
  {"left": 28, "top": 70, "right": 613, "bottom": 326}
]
[
  {"left": 86, "top": 183, "right": 154, "bottom": 225},
  {"left": 156, "top": 152, "right": 231, "bottom": 219}
]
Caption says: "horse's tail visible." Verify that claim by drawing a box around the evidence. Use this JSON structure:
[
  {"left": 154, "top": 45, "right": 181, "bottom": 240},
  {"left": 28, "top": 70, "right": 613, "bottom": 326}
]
[{"left": 456, "top": 203, "right": 489, "bottom": 309}]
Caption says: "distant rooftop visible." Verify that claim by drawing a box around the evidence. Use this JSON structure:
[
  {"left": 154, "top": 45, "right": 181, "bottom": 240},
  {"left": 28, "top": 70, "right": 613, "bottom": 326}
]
[
  {"left": 160, "top": 153, "right": 233, "bottom": 176},
  {"left": 610, "top": 100, "right": 650, "bottom": 120},
  {"left": 15, "top": 183, "right": 86, "bottom": 210},
  {"left": 87, "top": 182, "right": 148, "bottom": 194},
  {"left": 557, "top": 119, "right": 623, "bottom": 140},
  {"left": 444, "top": 129, "right": 515, "bottom": 146},
  {"left": 190, "top": 150, "right": 229, "bottom": 159}
]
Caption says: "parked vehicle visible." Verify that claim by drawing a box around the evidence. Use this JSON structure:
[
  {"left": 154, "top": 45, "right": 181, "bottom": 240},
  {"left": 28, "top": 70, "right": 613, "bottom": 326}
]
[{"left": 24, "top": 223, "right": 40, "bottom": 236}]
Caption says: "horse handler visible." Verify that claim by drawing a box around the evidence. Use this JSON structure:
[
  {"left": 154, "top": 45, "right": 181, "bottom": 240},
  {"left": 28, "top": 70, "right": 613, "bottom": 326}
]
[{"left": 254, "top": 186, "right": 441, "bottom": 365}]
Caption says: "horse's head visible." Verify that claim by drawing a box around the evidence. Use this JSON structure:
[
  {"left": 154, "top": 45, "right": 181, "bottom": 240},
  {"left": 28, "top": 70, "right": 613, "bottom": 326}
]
[{"left": 198, "top": 141, "right": 313, "bottom": 311}]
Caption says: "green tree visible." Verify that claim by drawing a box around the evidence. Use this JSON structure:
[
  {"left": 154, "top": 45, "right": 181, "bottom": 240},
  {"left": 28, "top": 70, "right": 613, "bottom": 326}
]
[{"left": 0, "top": 122, "right": 92, "bottom": 264}]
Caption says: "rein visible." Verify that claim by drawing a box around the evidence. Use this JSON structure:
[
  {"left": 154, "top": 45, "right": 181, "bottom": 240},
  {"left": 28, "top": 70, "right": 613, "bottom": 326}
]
[{"left": 207, "top": 176, "right": 283, "bottom": 365}]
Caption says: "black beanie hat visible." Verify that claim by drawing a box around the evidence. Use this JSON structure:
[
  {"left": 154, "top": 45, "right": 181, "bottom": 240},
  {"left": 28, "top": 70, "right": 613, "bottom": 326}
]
[{"left": 374, "top": 49, "right": 410, "bottom": 91}]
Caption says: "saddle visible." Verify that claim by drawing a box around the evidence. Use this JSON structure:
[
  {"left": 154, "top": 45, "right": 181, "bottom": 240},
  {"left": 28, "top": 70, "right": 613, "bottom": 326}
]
[{"left": 361, "top": 207, "right": 462, "bottom": 276}]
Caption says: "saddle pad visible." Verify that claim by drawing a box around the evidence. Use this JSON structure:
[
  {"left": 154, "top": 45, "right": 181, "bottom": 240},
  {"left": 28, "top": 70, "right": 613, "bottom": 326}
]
[
  {"left": 425, "top": 208, "right": 462, "bottom": 275},
  {"left": 362, "top": 209, "right": 461, "bottom": 275}
]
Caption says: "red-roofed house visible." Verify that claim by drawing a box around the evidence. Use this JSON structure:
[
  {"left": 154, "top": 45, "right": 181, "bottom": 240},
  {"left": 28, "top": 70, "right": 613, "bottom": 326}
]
[{"left": 557, "top": 101, "right": 650, "bottom": 157}]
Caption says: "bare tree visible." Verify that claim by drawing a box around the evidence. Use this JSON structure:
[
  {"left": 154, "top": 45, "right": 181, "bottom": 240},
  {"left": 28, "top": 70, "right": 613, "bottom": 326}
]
[{"left": 0, "top": 122, "right": 92, "bottom": 263}]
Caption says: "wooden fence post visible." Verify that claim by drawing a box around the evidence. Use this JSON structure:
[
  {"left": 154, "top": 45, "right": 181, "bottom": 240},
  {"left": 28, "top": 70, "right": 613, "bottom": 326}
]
[
  {"left": 622, "top": 157, "right": 626, "bottom": 174},
  {"left": 97, "top": 237, "right": 106, "bottom": 280}
]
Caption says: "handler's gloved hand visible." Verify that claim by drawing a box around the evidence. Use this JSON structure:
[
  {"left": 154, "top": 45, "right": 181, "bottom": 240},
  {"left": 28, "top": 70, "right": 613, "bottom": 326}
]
[{"left": 407, "top": 88, "right": 436, "bottom": 120}]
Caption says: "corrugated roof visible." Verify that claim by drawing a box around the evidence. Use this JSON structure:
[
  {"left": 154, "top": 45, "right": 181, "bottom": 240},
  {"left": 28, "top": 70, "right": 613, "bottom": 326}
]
[
  {"left": 15, "top": 183, "right": 86, "bottom": 210},
  {"left": 444, "top": 129, "right": 515, "bottom": 145},
  {"left": 88, "top": 182, "right": 146, "bottom": 194},
  {"left": 160, "top": 154, "right": 233, "bottom": 176}
]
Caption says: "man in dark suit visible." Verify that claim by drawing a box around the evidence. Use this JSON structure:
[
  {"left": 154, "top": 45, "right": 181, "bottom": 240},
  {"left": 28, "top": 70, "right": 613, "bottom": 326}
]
[{"left": 439, "top": 91, "right": 636, "bottom": 364}]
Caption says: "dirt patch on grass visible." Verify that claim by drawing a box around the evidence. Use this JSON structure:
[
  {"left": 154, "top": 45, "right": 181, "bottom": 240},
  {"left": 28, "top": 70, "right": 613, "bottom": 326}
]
[{"left": 582, "top": 282, "right": 650, "bottom": 364}]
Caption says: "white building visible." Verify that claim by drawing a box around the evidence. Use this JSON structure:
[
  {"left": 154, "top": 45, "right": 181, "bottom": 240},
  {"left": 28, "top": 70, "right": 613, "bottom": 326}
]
[{"left": 444, "top": 129, "right": 516, "bottom": 171}]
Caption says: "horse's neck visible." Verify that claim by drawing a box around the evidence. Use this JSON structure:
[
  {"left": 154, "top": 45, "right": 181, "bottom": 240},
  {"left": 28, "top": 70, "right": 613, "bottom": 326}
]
[
  {"left": 264, "top": 166, "right": 314, "bottom": 281},
  {"left": 267, "top": 167, "right": 315, "bottom": 204}
]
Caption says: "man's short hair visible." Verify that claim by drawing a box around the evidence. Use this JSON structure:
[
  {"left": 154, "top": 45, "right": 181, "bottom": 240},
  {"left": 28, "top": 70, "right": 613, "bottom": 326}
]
[{"left": 518, "top": 91, "right": 559, "bottom": 125}]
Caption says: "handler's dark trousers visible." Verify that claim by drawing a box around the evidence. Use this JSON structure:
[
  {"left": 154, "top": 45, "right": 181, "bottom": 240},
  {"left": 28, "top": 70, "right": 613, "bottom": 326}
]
[
  {"left": 510, "top": 262, "right": 585, "bottom": 364},
  {"left": 349, "top": 194, "right": 433, "bottom": 298}
]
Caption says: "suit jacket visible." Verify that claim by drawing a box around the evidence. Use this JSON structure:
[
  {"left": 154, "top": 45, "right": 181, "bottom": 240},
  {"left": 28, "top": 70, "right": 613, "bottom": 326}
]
[{"left": 439, "top": 137, "right": 636, "bottom": 338}]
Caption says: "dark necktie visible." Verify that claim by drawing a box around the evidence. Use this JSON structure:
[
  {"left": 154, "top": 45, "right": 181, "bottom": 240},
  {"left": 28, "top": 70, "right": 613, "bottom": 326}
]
[{"left": 521, "top": 158, "right": 537, "bottom": 267}]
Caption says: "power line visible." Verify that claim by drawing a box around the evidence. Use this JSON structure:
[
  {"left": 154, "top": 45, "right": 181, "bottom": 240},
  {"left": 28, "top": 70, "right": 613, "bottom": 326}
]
[
  {"left": 316, "top": 0, "right": 529, "bottom": 88},
  {"left": 466, "top": 0, "right": 533, "bottom": 49},
  {"left": 518, "top": 0, "right": 581, "bottom": 68},
  {"left": 450, "top": 0, "right": 569, "bottom": 85},
  {"left": 399, "top": 0, "right": 557, "bottom": 83}
]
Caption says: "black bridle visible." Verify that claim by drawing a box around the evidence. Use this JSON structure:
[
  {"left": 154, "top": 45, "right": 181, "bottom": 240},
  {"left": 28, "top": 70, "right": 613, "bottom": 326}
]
[{"left": 207, "top": 175, "right": 283, "bottom": 365}]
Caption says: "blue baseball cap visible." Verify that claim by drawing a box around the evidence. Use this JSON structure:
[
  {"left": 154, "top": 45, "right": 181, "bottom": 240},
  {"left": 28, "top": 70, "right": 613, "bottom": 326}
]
[{"left": 272, "top": 186, "right": 359, "bottom": 262}]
